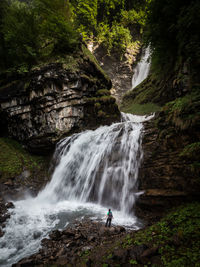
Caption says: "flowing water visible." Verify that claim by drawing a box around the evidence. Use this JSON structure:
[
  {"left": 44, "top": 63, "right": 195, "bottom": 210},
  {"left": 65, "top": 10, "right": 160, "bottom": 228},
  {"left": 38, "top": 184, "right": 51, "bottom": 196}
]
[
  {"left": 0, "top": 113, "right": 153, "bottom": 266},
  {"left": 132, "top": 46, "right": 151, "bottom": 89}
]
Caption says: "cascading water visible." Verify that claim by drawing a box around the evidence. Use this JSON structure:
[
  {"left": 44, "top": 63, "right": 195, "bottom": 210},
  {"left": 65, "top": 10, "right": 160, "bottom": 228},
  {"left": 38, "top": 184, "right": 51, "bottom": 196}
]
[
  {"left": 0, "top": 113, "right": 153, "bottom": 267},
  {"left": 132, "top": 46, "right": 151, "bottom": 89}
]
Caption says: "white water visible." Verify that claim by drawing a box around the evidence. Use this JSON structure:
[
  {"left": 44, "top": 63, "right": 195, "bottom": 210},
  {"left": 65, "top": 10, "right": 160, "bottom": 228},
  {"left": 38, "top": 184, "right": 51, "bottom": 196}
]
[
  {"left": 132, "top": 46, "right": 151, "bottom": 89},
  {"left": 0, "top": 113, "right": 154, "bottom": 266}
]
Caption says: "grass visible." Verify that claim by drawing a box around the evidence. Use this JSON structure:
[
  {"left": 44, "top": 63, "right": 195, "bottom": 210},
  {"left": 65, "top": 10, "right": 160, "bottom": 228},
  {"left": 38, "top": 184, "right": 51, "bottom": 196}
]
[
  {"left": 163, "top": 89, "right": 200, "bottom": 130},
  {"left": 0, "top": 137, "right": 46, "bottom": 182},
  {"left": 120, "top": 102, "right": 161, "bottom": 115},
  {"left": 122, "top": 202, "right": 200, "bottom": 266},
  {"left": 82, "top": 203, "right": 200, "bottom": 267}
]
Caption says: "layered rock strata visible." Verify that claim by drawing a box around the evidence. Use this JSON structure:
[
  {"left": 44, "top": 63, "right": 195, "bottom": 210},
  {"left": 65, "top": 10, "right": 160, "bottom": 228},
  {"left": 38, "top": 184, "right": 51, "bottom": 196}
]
[{"left": 0, "top": 51, "right": 120, "bottom": 154}]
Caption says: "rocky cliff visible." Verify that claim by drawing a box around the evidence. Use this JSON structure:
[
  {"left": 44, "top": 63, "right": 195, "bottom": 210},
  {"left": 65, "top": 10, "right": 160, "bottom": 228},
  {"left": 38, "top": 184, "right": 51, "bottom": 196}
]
[
  {"left": 135, "top": 90, "right": 200, "bottom": 216},
  {"left": 0, "top": 45, "right": 120, "bottom": 154}
]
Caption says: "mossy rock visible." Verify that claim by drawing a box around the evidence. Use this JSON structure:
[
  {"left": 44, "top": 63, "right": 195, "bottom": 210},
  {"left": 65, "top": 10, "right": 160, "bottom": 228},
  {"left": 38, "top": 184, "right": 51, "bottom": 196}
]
[
  {"left": 0, "top": 137, "right": 48, "bottom": 183},
  {"left": 86, "top": 203, "right": 200, "bottom": 267}
]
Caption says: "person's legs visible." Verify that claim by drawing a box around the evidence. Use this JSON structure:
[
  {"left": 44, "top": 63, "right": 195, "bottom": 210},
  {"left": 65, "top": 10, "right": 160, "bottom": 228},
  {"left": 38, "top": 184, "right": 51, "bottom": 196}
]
[
  {"left": 108, "top": 218, "right": 111, "bottom": 227},
  {"left": 105, "top": 218, "right": 108, "bottom": 227}
]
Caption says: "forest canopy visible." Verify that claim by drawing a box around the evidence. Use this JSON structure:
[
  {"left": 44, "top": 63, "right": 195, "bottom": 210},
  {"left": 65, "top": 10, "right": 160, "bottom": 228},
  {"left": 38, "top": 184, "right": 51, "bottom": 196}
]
[
  {"left": 144, "top": 0, "right": 200, "bottom": 77},
  {"left": 0, "top": 0, "right": 199, "bottom": 76},
  {"left": 0, "top": 0, "right": 78, "bottom": 72},
  {"left": 0, "top": 0, "right": 149, "bottom": 73}
]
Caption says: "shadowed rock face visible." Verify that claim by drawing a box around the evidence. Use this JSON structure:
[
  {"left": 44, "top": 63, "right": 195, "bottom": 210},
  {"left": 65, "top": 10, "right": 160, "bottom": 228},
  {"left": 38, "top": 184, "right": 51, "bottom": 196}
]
[
  {"left": 0, "top": 61, "right": 120, "bottom": 154},
  {"left": 137, "top": 113, "right": 200, "bottom": 214}
]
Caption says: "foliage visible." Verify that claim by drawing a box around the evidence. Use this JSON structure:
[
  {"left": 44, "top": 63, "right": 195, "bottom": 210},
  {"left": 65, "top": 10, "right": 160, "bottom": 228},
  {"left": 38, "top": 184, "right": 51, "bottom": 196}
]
[
  {"left": 145, "top": 0, "right": 200, "bottom": 77},
  {"left": 0, "top": 0, "right": 78, "bottom": 72},
  {"left": 71, "top": 0, "right": 150, "bottom": 56},
  {"left": 123, "top": 203, "right": 200, "bottom": 266},
  {"left": 74, "top": 0, "right": 98, "bottom": 36},
  {"left": 97, "top": 23, "right": 132, "bottom": 56},
  {"left": 121, "top": 9, "right": 146, "bottom": 28},
  {"left": 35, "top": 0, "right": 78, "bottom": 54},
  {"left": 81, "top": 44, "right": 109, "bottom": 81},
  {"left": 179, "top": 142, "right": 200, "bottom": 161},
  {"left": 0, "top": 137, "right": 46, "bottom": 181},
  {"left": 164, "top": 89, "right": 200, "bottom": 130},
  {"left": 1, "top": 0, "right": 40, "bottom": 71}
]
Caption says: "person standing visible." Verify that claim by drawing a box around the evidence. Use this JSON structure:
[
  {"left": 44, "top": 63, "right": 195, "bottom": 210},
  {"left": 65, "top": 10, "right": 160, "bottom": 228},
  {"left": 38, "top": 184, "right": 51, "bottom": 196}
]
[{"left": 105, "top": 208, "right": 113, "bottom": 227}]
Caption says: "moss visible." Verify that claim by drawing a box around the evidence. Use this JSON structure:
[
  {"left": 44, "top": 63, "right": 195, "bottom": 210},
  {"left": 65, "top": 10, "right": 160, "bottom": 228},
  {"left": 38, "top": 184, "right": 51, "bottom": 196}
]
[
  {"left": 84, "top": 97, "right": 97, "bottom": 103},
  {"left": 98, "top": 110, "right": 106, "bottom": 117},
  {"left": 0, "top": 137, "right": 46, "bottom": 182},
  {"left": 81, "top": 44, "right": 110, "bottom": 82},
  {"left": 179, "top": 142, "right": 200, "bottom": 160},
  {"left": 31, "top": 54, "right": 80, "bottom": 72},
  {"left": 94, "top": 102, "right": 101, "bottom": 109},
  {"left": 123, "top": 203, "right": 200, "bottom": 267},
  {"left": 86, "top": 203, "right": 200, "bottom": 266},
  {"left": 81, "top": 73, "right": 98, "bottom": 84},
  {"left": 121, "top": 75, "right": 164, "bottom": 106},
  {"left": 163, "top": 89, "right": 200, "bottom": 130},
  {"left": 24, "top": 81, "right": 30, "bottom": 90},
  {"left": 61, "top": 55, "right": 79, "bottom": 71},
  {"left": 96, "top": 89, "right": 110, "bottom": 96},
  {"left": 120, "top": 102, "right": 161, "bottom": 115},
  {"left": 99, "top": 95, "right": 115, "bottom": 103}
]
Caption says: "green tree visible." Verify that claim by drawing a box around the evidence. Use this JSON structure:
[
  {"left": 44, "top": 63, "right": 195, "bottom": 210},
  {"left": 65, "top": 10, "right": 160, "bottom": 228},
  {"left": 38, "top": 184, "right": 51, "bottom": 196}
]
[
  {"left": 0, "top": 0, "right": 78, "bottom": 72},
  {"left": 145, "top": 0, "right": 200, "bottom": 76},
  {"left": 2, "top": 0, "right": 40, "bottom": 71},
  {"left": 0, "top": 0, "right": 9, "bottom": 70},
  {"left": 35, "top": 0, "right": 78, "bottom": 54},
  {"left": 74, "top": 0, "right": 98, "bottom": 36}
]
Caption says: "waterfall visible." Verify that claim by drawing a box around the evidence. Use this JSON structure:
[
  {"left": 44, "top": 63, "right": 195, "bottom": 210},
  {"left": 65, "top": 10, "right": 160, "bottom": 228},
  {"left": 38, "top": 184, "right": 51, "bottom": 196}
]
[
  {"left": 0, "top": 113, "right": 153, "bottom": 267},
  {"left": 132, "top": 46, "right": 151, "bottom": 89}
]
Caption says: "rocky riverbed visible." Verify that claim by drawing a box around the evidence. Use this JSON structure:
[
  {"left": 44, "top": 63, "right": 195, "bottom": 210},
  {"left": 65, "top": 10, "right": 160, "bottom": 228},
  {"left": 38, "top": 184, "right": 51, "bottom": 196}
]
[
  {"left": 0, "top": 199, "right": 14, "bottom": 238},
  {"left": 13, "top": 219, "right": 126, "bottom": 267}
]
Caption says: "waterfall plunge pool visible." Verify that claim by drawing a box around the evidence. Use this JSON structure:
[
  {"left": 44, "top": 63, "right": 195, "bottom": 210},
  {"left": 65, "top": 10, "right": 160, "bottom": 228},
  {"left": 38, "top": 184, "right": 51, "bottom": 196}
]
[{"left": 0, "top": 113, "right": 154, "bottom": 267}]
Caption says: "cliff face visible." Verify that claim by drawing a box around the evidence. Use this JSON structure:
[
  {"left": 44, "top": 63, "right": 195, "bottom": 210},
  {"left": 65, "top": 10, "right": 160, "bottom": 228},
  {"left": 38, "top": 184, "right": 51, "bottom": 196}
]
[
  {"left": 137, "top": 101, "right": 200, "bottom": 213},
  {"left": 0, "top": 47, "right": 120, "bottom": 154}
]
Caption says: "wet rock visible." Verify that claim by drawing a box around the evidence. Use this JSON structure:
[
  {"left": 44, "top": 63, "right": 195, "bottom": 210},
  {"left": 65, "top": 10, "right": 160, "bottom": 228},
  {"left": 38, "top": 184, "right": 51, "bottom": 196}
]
[
  {"left": 63, "top": 229, "right": 75, "bottom": 238},
  {"left": 82, "top": 246, "right": 92, "bottom": 252},
  {"left": 0, "top": 60, "right": 120, "bottom": 154},
  {"left": 49, "top": 230, "right": 61, "bottom": 240},
  {"left": 136, "top": 115, "right": 200, "bottom": 219},
  {"left": 13, "top": 258, "right": 35, "bottom": 267},
  {"left": 113, "top": 249, "right": 128, "bottom": 263},
  {"left": 14, "top": 220, "right": 127, "bottom": 266},
  {"left": 6, "top": 202, "right": 15, "bottom": 209},
  {"left": 88, "top": 235, "right": 96, "bottom": 242},
  {"left": 141, "top": 246, "right": 158, "bottom": 258},
  {"left": 0, "top": 228, "right": 4, "bottom": 237},
  {"left": 4, "top": 179, "right": 13, "bottom": 186},
  {"left": 33, "top": 231, "right": 42, "bottom": 239},
  {"left": 118, "top": 226, "right": 126, "bottom": 233},
  {"left": 129, "top": 244, "right": 148, "bottom": 261},
  {"left": 56, "top": 247, "right": 67, "bottom": 257}
]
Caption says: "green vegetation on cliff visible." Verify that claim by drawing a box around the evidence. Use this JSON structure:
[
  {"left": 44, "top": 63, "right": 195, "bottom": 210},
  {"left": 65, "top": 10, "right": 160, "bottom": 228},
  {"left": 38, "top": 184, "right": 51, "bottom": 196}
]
[
  {"left": 79, "top": 203, "right": 200, "bottom": 266},
  {"left": 0, "top": 0, "right": 151, "bottom": 73},
  {"left": 0, "top": 137, "right": 48, "bottom": 183},
  {"left": 145, "top": 0, "right": 200, "bottom": 79},
  {"left": 0, "top": 0, "right": 79, "bottom": 72},
  {"left": 121, "top": 0, "right": 200, "bottom": 115},
  {"left": 0, "top": 137, "right": 49, "bottom": 193},
  {"left": 72, "top": 0, "right": 150, "bottom": 57}
]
